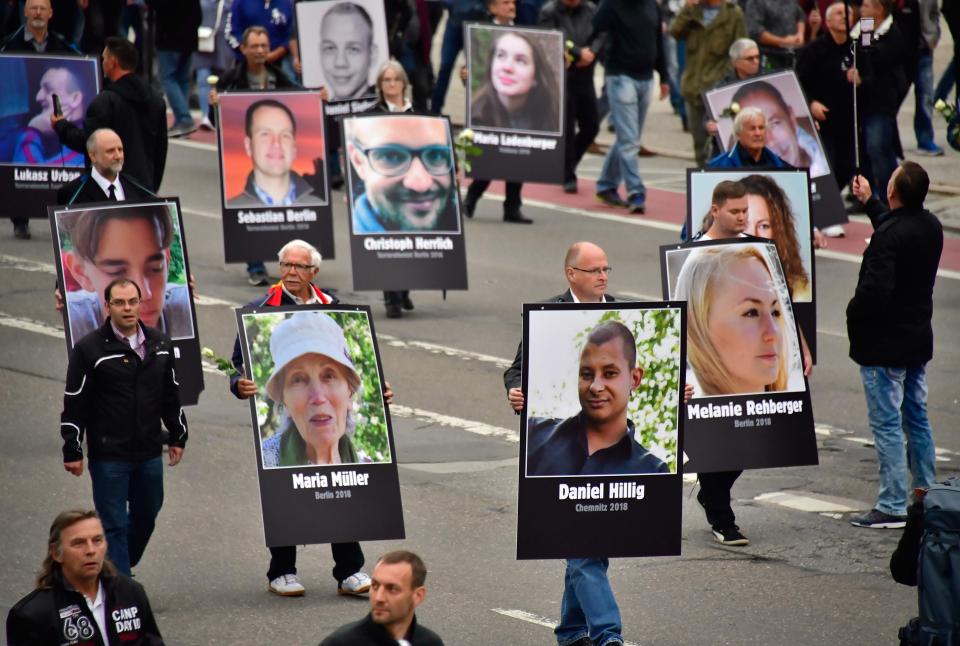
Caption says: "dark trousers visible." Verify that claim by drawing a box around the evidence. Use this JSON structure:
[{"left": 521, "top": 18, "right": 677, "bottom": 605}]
[
  {"left": 383, "top": 290, "right": 410, "bottom": 305},
  {"left": 821, "top": 119, "right": 856, "bottom": 190},
  {"left": 89, "top": 457, "right": 164, "bottom": 576},
  {"left": 564, "top": 75, "right": 600, "bottom": 183},
  {"left": 466, "top": 180, "right": 522, "bottom": 213},
  {"left": 430, "top": 16, "right": 464, "bottom": 114},
  {"left": 267, "top": 542, "right": 364, "bottom": 584},
  {"left": 862, "top": 113, "right": 898, "bottom": 203},
  {"left": 697, "top": 470, "right": 742, "bottom": 530}
]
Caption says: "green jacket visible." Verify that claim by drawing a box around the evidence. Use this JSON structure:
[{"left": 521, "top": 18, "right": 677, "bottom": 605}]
[{"left": 670, "top": 1, "right": 747, "bottom": 106}]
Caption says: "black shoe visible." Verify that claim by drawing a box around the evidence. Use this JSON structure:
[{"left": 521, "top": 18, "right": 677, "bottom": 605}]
[
  {"left": 567, "top": 639, "right": 592, "bottom": 646},
  {"left": 463, "top": 195, "right": 477, "bottom": 218},
  {"left": 503, "top": 211, "right": 533, "bottom": 224},
  {"left": 385, "top": 303, "right": 402, "bottom": 318},
  {"left": 563, "top": 180, "right": 578, "bottom": 193},
  {"left": 13, "top": 222, "right": 30, "bottom": 239},
  {"left": 401, "top": 293, "right": 414, "bottom": 311},
  {"left": 595, "top": 189, "right": 628, "bottom": 208},
  {"left": 712, "top": 525, "right": 749, "bottom": 546},
  {"left": 330, "top": 174, "right": 344, "bottom": 190}
]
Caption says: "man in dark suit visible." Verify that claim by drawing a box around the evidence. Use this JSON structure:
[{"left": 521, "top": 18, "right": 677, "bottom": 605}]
[
  {"left": 57, "top": 128, "right": 154, "bottom": 205},
  {"left": 503, "top": 241, "right": 614, "bottom": 403}
]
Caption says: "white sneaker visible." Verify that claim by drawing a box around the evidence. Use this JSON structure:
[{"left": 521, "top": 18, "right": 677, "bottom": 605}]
[
  {"left": 199, "top": 116, "right": 215, "bottom": 131},
  {"left": 337, "top": 571, "right": 371, "bottom": 596},
  {"left": 822, "top": 224, "right": 846, "bottom": 238},
  {"left": 268, "top": 574, "right": 305, "bottom": 596}
]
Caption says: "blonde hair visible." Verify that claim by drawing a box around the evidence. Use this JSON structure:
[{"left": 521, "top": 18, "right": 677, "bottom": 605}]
[{"left": 674, "top": 245, "right": 788, "bottom": 395}]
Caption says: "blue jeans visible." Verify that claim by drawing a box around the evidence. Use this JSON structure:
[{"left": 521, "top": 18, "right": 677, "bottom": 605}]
[
  {"left": 860, "top": 366, "right": 937, "bottom": 517},
  {"left": 596, "top": 74, "right": 652, "bottom": 201},
  {"left": 914, "top": 49, "right": 937, "bottom": 148},
  {"left": 89, "top": 457, "right": 164, "bottom": 575},
  {"left": 157, "top": 50, "right": 193, "bottom": 126},
  {"left": 430, "top": 16, "right": 464, "bottom": 114},
  {"left": 863, "top": 113, "right": 898, "bottom": 202},
  {"left": 195, "top": 65, "right": 212, "bottom": 119},
  {"left": 555, "top": 559, "right": 623, "bottom": 646}
]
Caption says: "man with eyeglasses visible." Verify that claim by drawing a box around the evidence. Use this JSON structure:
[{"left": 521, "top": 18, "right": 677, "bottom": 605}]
[
  {"left": 59, "top": 277, "right": 188, "bottom": 576},
  {"left": 504, "top": 241, "right": 663, "bottom": 646},
  {"left": 228, "top": 238, "right": 392, "bottom": 598},
  {"left": 345, "top": 114, "right": 458, "bottom": 234}
]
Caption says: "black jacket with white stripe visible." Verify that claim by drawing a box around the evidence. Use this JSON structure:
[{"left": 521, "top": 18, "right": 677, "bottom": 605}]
[{"left": 60, "top": 320, "right": 187, "bottom": 463}]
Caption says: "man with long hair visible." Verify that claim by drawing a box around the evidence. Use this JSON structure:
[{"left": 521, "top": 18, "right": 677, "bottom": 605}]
[{"left": 5, "top": 510, "right": 164, "bottom": 645}]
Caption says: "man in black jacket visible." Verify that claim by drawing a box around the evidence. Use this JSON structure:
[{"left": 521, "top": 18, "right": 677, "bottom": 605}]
[
  {"left": 5, "top": 509, "right": 164, "bottom": 645},
  {"left": 846, "top": 161, "right": 943, "bottom": 529},
  {"left": 538, "top": 0, "right": 601, "bottom": 193},
  {"left": 60, "top": 278, "right": 188, "bottom": 575},
  {"left": 57, "top": 128, "right": 155, "bottom": 205},
  {"left": 53, "top": 37, "right": 168, "bottom": 193},
  {"left": 0, "top": 0, "right": 80, "bottom": 54},
  {"left": 320, "top": 550, "right": 444, "bottom": 645}
]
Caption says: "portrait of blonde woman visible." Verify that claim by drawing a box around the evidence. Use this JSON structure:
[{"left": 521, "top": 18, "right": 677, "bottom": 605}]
[{"left": 673, "top": 244, "right": 803, "bottom": 397}]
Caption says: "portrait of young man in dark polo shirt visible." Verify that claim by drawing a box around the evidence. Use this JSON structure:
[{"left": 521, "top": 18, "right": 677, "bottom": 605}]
[{"left": 526, "top": 320, "right": 669, "bottom": 477}]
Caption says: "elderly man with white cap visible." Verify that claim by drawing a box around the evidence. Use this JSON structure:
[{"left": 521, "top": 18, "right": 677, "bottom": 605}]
[{"left": 229, "top": 238, "right": 393, "bottom": 598}]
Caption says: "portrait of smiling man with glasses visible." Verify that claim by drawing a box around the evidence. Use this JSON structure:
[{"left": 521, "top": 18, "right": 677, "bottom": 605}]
[{"left": 345, "top": 114, "right": 460, "bottom": 234}]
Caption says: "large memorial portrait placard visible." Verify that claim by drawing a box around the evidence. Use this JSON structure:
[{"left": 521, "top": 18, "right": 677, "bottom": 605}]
[
  {"left": 465, "top": 23, "right": 565, "bottom": 184},
  {"left": 297, "top": 0, "right": 387, "bottom": 117},
  {"left": 517, "top": 302, "right": 685, "bottom": 559},
  {"left": 687, "top": 168, "right": 817, "bottom": 360},
  {"left": 660, "top": 239, "right": 817, "bottom": 473},
  {"left": 0, "top": 53, "right": 100, "bottom": 216},
  {"left": 49, "top": 199, "right": 205, "bottom": 405},
  {"left": 216, "top": 91, "right": 334, "bottom": 262},
  {"left": 344, "top": 112, "right": 468, "bottom": 291},
  {"left": 704, "top": 70, "right": 847, "bottom": 228},
  {"left": 236, "top": 305, "right": 404, "bottom": 547}
]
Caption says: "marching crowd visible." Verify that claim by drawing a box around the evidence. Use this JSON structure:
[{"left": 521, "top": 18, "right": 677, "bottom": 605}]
[{"left": 1, "top": 0, "right": 957, "bottom": 644}]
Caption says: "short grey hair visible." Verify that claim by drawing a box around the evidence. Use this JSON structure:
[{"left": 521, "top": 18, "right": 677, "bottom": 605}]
[
  {"left": 733, "top": 106, "right": 765, "bottom": 136},
  {"left": 277, "top": 239, "right": 322, "bottom": 268},
  {"left": 824, "top": 2, "right": 846, "bottom": 22},
  {"left": 728, "top": 38, "right": 758, "bottom": 62},
  {"left": 85, "top": 128, "right": 118, "bottom": 154}
]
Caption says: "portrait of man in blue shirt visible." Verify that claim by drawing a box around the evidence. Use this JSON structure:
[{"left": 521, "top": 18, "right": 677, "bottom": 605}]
[
  {"left": 345, "top": 114, "right": 460, "bottom": 234},
  {"left": 526, "top": 320, "right": 669, "bottom": 477}
]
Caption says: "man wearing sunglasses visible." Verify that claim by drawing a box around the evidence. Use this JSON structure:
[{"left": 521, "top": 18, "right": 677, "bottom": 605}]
[
  {"left": 345, "top": 115, "right": 458, "bottom": 234},
  {"left": 227, "top": 99, "right": 325, "bottom": 209}
]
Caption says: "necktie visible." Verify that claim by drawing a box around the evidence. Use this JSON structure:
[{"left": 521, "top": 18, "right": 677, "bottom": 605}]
[{"left": 108, "top": 184, "right": 117, "bottom": 201}]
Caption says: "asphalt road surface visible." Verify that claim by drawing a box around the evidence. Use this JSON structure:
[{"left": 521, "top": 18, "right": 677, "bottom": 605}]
[{"left": 0, "top": 140, "right": 957, "bottom": 645}]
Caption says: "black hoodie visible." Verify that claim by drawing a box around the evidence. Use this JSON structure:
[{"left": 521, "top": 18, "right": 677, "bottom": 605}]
[{"left": 54, "top": 73, "right": 168, "bottom": 192}]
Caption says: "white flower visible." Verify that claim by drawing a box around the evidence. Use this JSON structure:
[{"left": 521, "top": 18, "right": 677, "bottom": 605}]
[
  {"left": 459, "top": 128, "right": 474, "bottom": 142},
  {"left": 934, "top": 99, "right": 947, "bottom": 112},
  {"left": 729, "top": 101, "right": 741, "bottom": 114}
]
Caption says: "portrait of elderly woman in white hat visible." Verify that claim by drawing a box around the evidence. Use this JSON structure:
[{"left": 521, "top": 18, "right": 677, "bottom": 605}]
[{"left": 261, "top": 311, "right": 375, "bottom": 468}]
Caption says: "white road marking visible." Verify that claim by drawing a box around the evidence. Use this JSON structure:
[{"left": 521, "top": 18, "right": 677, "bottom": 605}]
[
  {"left": 0, "top": 253, "right": 56, "bottom": 273},
  {"left": 391, "top": 404, "right": 519, "bottom": 443},
  {"left": 0, "top": 313, "right": 63, "bottom": 339},
  {"left": 379, "top": 334, "right": 512, "bottom": 368},
  {"left": 401, "top": 457, "right": 517, "bottom": 474},
  {"left": 193, "top": 294, "right": 241, "bottom": 307},
  {"left": 754, "top": 491, "right": 864, "bottom": 513},
  {"left": 181, "top": 207, "right": 222, "bottom": 220},
  {"left": 169, "top": 138, "right": 217, "bottom": 152},
  {"left": 491, "top": 609, "right": 642, "bottom": 646}
]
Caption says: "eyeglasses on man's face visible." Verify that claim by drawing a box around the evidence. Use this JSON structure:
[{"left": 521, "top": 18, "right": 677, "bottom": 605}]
[
  {"left": 351, "top": 140, "right": 453, "bottom": 177},
  {"left": 571, "top": 266, "right": 613, "bottom": 276},
  {"left": 108, "top": 297, "right": 141, "bottom": 308},
  {"left": 279, "top": 261, "right": 315, "bottom": 274}
]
